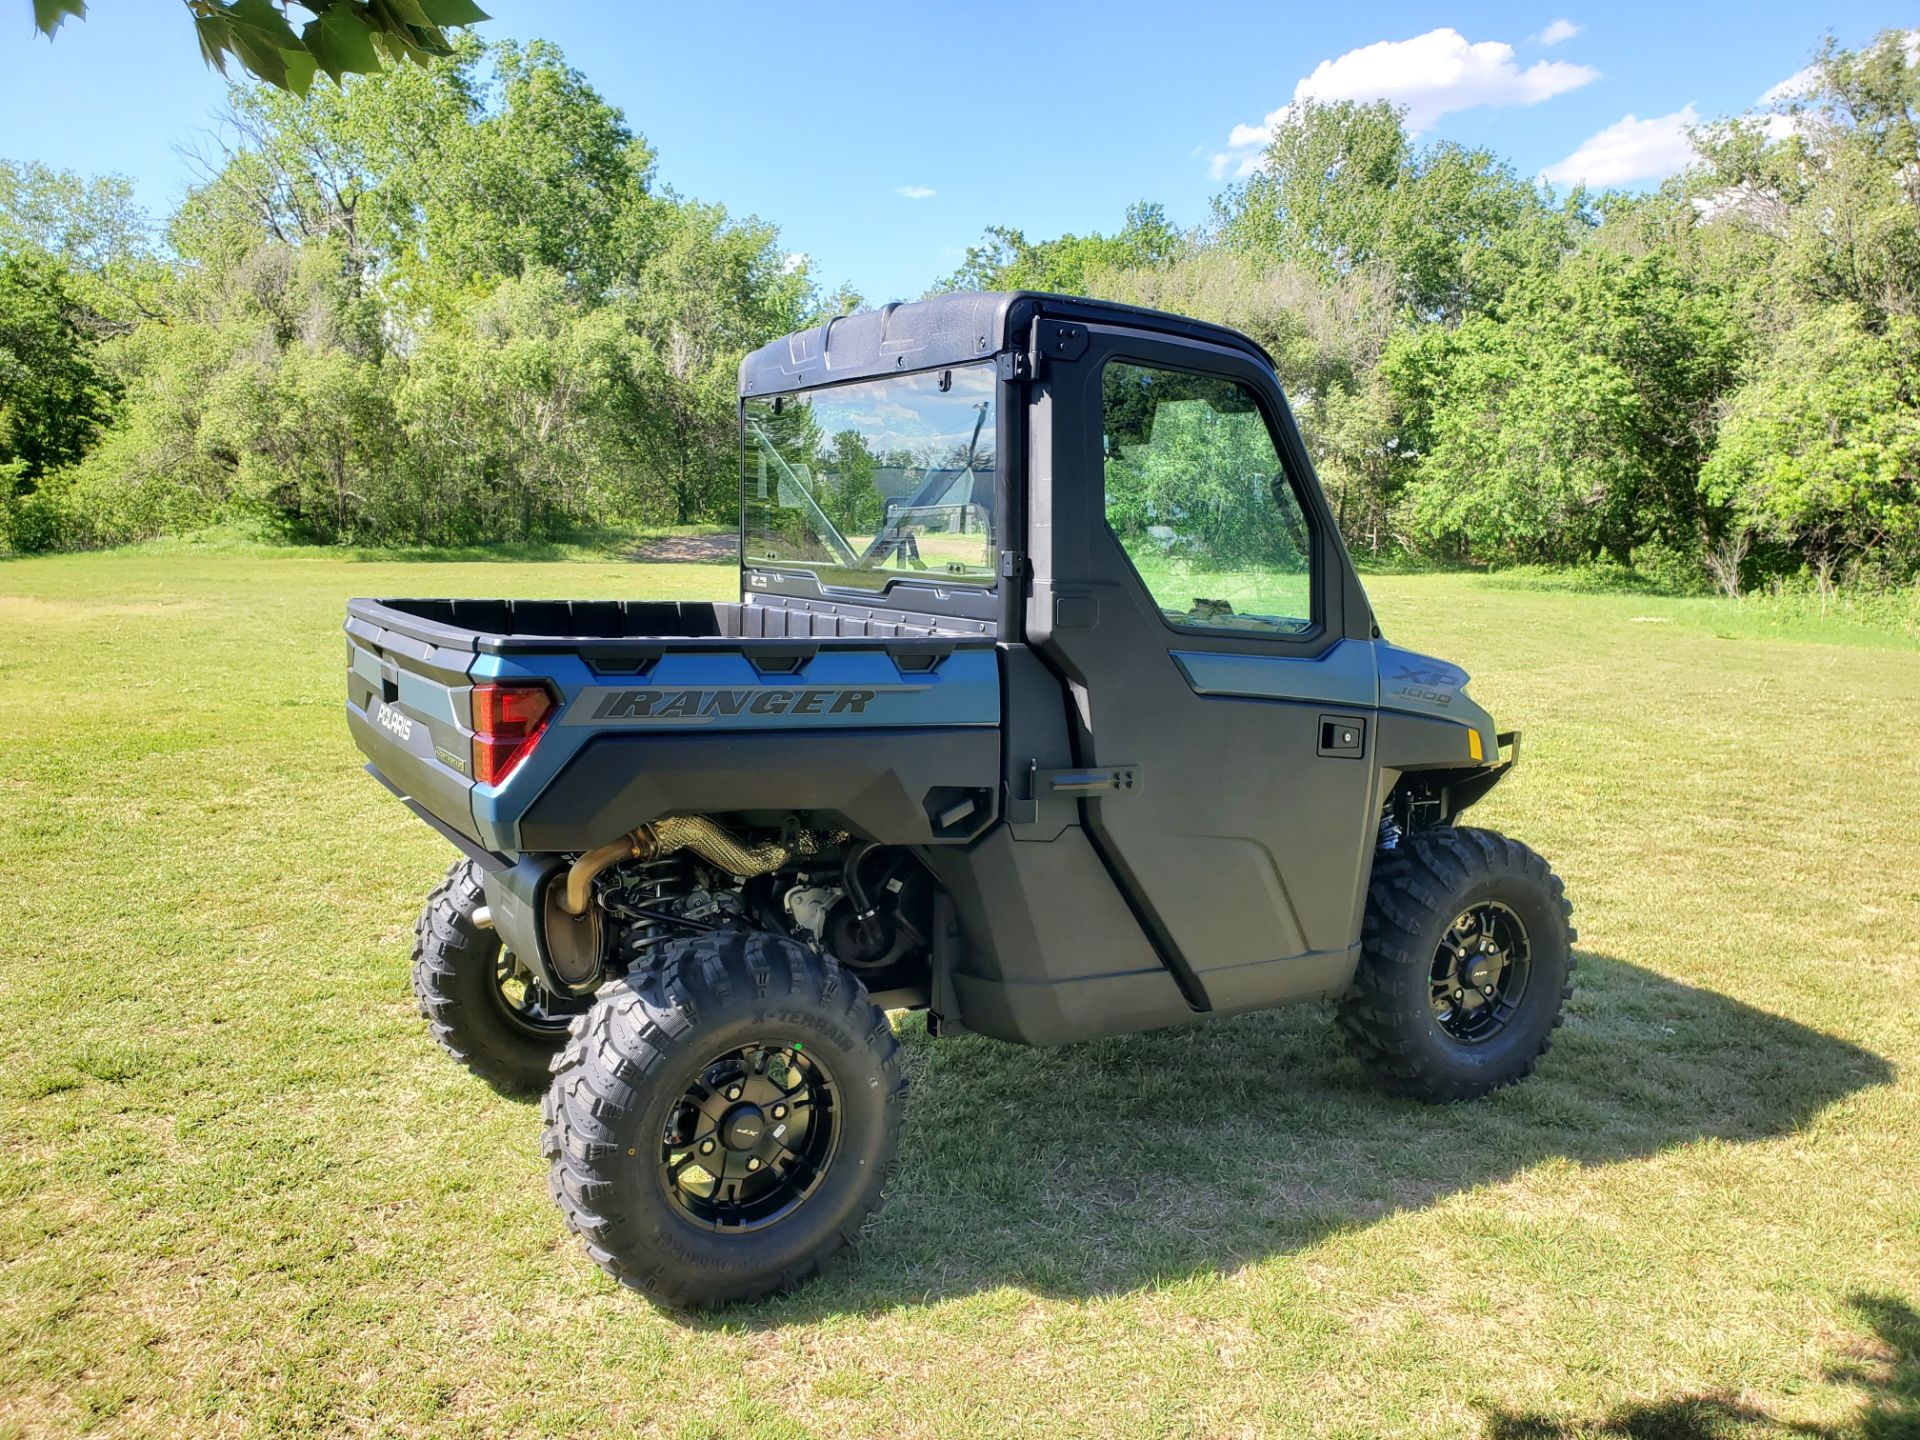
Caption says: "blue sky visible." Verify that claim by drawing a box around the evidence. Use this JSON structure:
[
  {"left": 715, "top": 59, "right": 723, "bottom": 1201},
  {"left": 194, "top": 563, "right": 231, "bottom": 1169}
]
[{"left": 1, "top": 1, "right": 1909, "bottom": 302}]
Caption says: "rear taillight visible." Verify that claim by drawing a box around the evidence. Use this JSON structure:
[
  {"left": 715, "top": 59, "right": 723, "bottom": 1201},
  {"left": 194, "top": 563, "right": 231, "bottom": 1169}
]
[{"left": 471, "top": 682, "right": 553, "bottom": 786}]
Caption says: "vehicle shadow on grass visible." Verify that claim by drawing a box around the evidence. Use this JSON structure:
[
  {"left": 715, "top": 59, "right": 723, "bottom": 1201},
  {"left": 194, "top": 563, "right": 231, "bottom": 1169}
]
[
  {"left": 719, "top": 950, "right": 1893, "bottom": 1325},
  {"left": 1476, "top": 1292, "right": 1918, "bottom": 1437}
]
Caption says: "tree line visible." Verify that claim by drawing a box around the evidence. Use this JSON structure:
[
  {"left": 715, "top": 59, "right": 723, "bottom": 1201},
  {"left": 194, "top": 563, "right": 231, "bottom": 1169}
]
[
  {"left": 943, "top": 30, "right": 1919, "bottom": 597},
  {"left": 1, "top": 37, "right": 829, "bottom": 550},
  {"left": 2, "top": 27, "right": 1917, "bottom": 598}
]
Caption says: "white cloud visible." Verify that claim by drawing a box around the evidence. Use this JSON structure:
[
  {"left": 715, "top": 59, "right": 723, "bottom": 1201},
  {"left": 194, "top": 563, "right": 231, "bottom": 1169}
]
[
  {"left": 780, "top": 251, "right": 806, "bottom": 275},
  {"left": 1758, "top": 64, "right": 1818, "bottom": 106},
  {"left": 1212, "top": 27, "right": 1599, "bottom": 178},
  {"left": 1541, "top": 104, "right": 1699, "bottom": 187},
  {"left": 895, "top": 185, "right": 937, "bottom": 200},
  {"left": 1537, "top": 18, "right": 1581, "bottom": 46},
  {"left": 1544, "top": 29, "right": 1918, "bottom": 195}
]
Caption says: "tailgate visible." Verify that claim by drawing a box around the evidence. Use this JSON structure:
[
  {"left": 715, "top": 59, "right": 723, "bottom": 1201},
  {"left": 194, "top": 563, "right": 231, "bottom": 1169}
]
[{"left": 344, "top": 605, "right": 484, "bottom": 848}]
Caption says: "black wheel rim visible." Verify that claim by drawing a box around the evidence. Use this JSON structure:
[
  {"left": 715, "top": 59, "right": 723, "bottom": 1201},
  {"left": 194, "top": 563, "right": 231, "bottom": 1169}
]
[
  {"left": 489, "top": 943, "right": 582, "bottom": 1039},
  {"left": 1429, "top": 901, "right": 1532, "bottom": 1044},
  {"left": 658, "top": 1042, "right": 839, "bottom": 1231}
]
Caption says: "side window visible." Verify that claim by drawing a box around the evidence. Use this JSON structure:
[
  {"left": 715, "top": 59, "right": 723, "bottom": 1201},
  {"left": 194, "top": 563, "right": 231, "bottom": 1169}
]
[{"left": 1101, "top": 360, "right": 1316, "bottom": 637}]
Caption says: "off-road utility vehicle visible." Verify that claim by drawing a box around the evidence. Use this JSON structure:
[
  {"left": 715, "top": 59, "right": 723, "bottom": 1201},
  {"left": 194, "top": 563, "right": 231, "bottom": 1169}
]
[{"left": 347, "top": 291, "right": 1573, "bottom": 1306}]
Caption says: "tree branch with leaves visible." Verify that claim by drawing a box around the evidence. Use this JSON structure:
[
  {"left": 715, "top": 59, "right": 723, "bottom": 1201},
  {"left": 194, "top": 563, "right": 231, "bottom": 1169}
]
[{"left": 28, "top": 0, "right": 489, "bottom": 94}]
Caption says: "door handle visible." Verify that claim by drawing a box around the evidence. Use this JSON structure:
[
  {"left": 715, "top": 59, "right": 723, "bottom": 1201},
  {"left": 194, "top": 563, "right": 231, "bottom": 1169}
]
[{"left": 1317, "top": 715, "right": 1366, "bottom": 758}]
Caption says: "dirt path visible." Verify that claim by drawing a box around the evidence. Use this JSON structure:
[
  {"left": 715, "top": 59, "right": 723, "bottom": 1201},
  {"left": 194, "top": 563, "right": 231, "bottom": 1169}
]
[{"left": 623, "top": 531, "right": 736, "bottom": 562}]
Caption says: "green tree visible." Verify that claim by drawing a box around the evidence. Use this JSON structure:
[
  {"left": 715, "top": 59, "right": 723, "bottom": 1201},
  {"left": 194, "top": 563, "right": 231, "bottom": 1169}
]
[
  {"left": 0, "top": 251, "right": 116, "bottom": 480},
  {"left": 1215, "top": 99, "right": 1588, "bottom": 322},
  {"left": 197, "top": 37, "right": 654, "bottom": 308},
  {"left": 15, "top": 35, "right": 819, "bottom": 548},
  {"left": 1677, "top": 27, "right": 1920, "bottom": 587},
  {"left": 938, "top": 202, "right": 1183, "bottom": 294},
  {"left": 393, "top": 267, "right": 629, "bottom": 543},
  {"left": 619, "top": 199, "right": 813, "bottom": 522},
  {"left": 0, "top": 159, "right": 171, "bottom": 334},
  {"left": 1688, "top": 30, "right": 1920, "bottom": 327},
  {"left": 1383, "top": 252, "right": 1744, "bottom": 564},
  {"left": 1702, "top": 307, "right": 1920, "bottom": 581},
  {"left": 0, "top": 160, "right": 150, "bottom": 274},
  {"left": 821, "top": 428, "right": 883, "bottom": 535}
]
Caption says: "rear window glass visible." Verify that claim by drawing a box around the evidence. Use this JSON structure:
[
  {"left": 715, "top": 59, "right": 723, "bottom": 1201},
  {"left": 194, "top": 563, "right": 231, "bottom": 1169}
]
[{"left": 742, "top": 364, "right": 998, "bottom": 593}]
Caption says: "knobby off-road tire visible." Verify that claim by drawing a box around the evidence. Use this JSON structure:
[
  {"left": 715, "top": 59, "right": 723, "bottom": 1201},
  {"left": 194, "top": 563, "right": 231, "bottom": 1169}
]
[
  {"left": 412, "top": 858, "right": 580, "bottom": 1095},
  {"left": 1339, "top": 826, "right": 1575, "bottom": 1102},
  {"left": 542, "top": 930, "right": 906, "bottom": 1308}
]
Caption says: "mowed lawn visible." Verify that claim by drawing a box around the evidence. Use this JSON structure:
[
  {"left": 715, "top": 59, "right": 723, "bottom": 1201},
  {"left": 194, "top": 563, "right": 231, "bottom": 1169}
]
[{"left": 1, "top": 550, "right": 1916, "bottom": 1440}]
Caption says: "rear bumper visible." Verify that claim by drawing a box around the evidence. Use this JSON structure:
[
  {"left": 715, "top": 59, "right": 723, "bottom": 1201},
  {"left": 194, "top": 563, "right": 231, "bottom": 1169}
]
[
  {"left": 362, "top": 763, "right": 505, "bottom": 872},
  {"left": 364, "top": 757, "right": 569, "bottom": 994}
]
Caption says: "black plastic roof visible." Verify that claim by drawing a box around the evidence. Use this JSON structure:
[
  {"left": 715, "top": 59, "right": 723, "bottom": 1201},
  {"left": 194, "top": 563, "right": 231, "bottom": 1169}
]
[{"left": 737, "top": 290, "right": 1274, "bottom": 398}]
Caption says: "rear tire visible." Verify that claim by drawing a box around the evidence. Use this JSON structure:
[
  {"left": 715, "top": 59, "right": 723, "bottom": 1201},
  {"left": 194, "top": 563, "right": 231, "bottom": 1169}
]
[
  {"left": 411, "top": 859, "right": 583, "bottom": 1095},
  {"left": 1338, "top": 826, "right": 1575, "bottom": 1102},
  {"left": 542, "top": 930, "right": 906, "bottom": 1308}
]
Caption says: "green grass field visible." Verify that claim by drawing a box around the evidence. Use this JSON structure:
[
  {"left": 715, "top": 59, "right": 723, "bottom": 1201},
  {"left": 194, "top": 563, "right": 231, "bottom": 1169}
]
[{"left": 2, "top": 550, "right": 1916, "bottom": 1439}]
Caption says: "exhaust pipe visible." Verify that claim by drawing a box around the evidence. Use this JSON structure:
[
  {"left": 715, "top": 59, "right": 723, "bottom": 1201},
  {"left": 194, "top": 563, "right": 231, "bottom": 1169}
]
[{"left": 555, "top": 816, "right": 834, "bottom": 918}]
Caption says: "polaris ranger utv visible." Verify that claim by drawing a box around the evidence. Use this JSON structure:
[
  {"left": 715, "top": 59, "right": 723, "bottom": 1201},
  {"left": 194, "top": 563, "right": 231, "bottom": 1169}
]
[{"left": 346, "top": 291, "right": 1573, "bottom": 1306}]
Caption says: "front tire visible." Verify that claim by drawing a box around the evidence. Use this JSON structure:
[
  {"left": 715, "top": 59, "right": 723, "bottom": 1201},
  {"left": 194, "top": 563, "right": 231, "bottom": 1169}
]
[
  {"left": 541, "top": 930, "right": 906, "bottom": 1308},
  {"left": 411, "top": 859, "right": 584, "bottom": 1095},
  {"left": 1338, "top": 827, "right": 1575, "bottom": 1102}
]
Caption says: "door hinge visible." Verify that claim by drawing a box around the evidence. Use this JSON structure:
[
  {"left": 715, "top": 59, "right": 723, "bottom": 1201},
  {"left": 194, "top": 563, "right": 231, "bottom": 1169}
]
[
  {"left": 1040, "top": 763, "right": 1142, "bottom": 796},
  {"left": 1006, "top": 320, "right": 1091, "bottom": 385},
  {"left": 1007, "top": 759, "right": 1143, "bottom": 825},
  {"left": 999, "top": 550, "right": 1027, "bottom": 580},
  {"left": 1034, "top": 319, "right": 1089, "bottom": 363}
]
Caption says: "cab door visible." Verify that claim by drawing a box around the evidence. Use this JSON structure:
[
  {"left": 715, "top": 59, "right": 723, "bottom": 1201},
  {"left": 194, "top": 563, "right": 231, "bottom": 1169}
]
[{"left": 1024, "top": 321, "right": 1381, "bottom": 1014}]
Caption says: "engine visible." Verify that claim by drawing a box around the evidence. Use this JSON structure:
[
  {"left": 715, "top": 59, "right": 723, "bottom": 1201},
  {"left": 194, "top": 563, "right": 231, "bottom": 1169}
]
[{"left": 581, "top": 824, "right": 936, "bottom": 997}]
